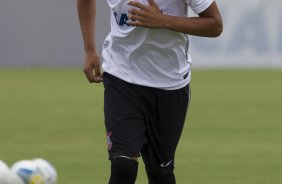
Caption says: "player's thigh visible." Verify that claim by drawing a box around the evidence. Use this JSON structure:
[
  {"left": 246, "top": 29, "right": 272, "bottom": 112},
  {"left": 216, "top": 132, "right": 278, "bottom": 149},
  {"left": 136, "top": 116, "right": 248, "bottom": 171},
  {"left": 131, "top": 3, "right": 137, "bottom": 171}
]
[
  {"left": 157, "top": 84, "right": 190, "bottom": 153},
  {"left": 142, "top": 84, "right": 191, "bottom": 165},
  {"left": 103, "top": 72, "right": 146, "bottom": 159}
]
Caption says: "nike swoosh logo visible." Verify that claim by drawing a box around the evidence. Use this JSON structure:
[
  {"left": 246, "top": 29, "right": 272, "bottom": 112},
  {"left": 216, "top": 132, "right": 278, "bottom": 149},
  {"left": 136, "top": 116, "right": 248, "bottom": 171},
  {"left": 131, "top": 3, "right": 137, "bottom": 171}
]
[{"left": 160, "top": 160, "right": 172, "bottom": 168}]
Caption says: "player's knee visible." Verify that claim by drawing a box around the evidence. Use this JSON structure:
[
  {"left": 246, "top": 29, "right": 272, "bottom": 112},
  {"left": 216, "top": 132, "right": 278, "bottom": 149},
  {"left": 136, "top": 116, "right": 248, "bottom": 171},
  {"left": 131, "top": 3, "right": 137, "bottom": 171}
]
[
  {"left": 155, "top": 160, "right": 175, "bottom": 175},
  {"left": 110, "top": 156, "right": 138, "bottom": 178},
  {"left": 145, "top": 160, "right": 175, "bottom": 183}
]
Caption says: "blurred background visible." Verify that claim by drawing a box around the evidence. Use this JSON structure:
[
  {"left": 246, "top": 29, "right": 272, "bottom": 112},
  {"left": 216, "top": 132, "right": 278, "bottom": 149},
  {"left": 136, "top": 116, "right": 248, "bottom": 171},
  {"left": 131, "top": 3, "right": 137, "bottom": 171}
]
[
  {"left": 0, "top": 0, "right": 281, "bottom": 184},
  {"left": 1, "top": 0, "right": 281, "bottom": 68}
]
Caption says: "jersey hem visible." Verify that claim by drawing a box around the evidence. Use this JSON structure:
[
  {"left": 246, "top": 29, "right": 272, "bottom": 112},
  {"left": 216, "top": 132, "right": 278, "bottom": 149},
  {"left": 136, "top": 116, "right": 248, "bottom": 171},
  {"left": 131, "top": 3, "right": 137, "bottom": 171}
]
[{"left": 102, "top": 70, "right": 191, "bottom": 91}]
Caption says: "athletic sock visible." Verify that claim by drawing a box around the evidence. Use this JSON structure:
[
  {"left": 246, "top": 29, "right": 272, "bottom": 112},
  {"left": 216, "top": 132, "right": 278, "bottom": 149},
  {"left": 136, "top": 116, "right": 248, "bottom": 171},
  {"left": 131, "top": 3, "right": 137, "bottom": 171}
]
[{"left": 108, "top": 157, "right": 138, "bottom": 184}]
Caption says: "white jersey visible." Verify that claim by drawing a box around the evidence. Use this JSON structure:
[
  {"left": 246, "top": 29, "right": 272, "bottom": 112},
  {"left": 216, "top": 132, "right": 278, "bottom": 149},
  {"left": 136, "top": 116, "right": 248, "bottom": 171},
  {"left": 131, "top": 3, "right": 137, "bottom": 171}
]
[{"left": 102, "top": 0, "right": 214, "bottom": 90}]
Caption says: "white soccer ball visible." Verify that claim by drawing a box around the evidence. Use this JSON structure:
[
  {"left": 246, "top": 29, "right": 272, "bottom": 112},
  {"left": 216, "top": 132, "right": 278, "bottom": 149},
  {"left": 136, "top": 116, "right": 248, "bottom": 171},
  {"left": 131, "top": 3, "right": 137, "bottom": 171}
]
[
  {"left": 7, "top": 171, "right": 25, "bottom": 184},
  {"left": 0, "top": 160, "right": 10, "bottom": 184},
  {"left": 11, "top": 159, "right": 57, "bottom": 184},
  {"left": 0, "top": 160, "right": 24, "bottom": 184},
  {"left": 11, "top": 160, "right": 44, "bottom": 184},
  {"left": 32, "top": 159, "right": 57, "bottom": 184}
]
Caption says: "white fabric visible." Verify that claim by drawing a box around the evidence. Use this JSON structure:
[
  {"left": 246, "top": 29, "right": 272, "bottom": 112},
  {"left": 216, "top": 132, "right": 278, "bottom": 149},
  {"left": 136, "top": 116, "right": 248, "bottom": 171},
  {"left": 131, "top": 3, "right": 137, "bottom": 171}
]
[
  {"left": 186, "top": 0, "right": 214, "bottom": 14},
  {"left": 103, "top": 0, "right": 214, "bottom": 90}
]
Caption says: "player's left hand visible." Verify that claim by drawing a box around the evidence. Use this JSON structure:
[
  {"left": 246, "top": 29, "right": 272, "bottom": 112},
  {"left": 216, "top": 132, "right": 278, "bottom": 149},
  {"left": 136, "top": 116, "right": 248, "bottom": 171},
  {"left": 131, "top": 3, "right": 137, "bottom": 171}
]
[{"left": 127, "top": 0, "right": 166, "bottom": 29}]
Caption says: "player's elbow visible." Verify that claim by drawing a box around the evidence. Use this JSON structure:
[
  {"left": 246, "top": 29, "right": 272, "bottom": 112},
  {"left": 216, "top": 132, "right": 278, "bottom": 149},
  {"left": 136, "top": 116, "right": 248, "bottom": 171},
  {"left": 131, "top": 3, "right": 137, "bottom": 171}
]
[
  {"left": 212, "top": 25, "right": 223, "bottom": 37},
  {"left": 211, "top": 18, "right": 223, "bottom": 37}
]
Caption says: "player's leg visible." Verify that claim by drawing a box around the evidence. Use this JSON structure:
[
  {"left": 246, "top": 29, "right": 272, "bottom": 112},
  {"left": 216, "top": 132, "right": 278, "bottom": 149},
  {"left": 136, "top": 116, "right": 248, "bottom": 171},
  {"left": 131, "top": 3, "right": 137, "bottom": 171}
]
[
  {"left": 142, "top": 145, "right": 176, "bottom": 184},
  {"left": 103, "top": 72, "right": 146, "bottom": 184},
  {"left": 108, "top": 156, "right": 139, "bottom": 184},
  {"left": 141, "top": 84, "right": 191, "bottom": 184}
]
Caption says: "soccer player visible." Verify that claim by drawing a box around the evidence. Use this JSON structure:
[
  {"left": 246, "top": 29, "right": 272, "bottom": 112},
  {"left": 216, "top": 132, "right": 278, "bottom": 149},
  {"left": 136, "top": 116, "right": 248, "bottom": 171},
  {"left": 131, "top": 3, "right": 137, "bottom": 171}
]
[{"left": 77, "top": 0, "right": 222, "bottom": 183}]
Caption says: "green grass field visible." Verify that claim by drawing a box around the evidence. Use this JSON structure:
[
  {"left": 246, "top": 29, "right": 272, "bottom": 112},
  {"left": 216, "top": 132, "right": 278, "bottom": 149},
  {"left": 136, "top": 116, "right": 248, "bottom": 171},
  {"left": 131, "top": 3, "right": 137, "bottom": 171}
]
[{"left": 0, "top": 69, "right": 281, "bottom": 184}]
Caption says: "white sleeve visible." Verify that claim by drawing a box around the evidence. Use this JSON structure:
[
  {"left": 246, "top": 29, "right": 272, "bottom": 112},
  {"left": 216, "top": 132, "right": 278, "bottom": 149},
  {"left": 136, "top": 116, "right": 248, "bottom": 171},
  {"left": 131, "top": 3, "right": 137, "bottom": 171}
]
[{"left": 187, "top": 0, "right": 214, "bottom": 14}]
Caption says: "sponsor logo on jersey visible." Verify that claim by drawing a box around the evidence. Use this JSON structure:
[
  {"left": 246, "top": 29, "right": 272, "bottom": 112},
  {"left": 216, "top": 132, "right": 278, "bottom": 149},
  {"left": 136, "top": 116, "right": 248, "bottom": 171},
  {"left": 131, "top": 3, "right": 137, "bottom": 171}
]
[{"left": 113, "top": 11, "right": 131, "bottom": 26}]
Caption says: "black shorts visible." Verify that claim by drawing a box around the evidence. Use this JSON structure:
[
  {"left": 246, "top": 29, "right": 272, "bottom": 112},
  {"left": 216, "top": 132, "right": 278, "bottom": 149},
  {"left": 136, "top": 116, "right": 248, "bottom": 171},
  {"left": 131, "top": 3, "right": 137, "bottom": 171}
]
[{"left": 103, "top": 72, "right": 190, "bottom": 167}]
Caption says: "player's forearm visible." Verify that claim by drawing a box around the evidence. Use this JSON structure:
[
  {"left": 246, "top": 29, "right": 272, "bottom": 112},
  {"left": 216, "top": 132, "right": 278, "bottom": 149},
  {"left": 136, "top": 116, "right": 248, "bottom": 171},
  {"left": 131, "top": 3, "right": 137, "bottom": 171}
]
[
  {"left": 161, "top": 2, "right": 223, "bottom": 37},
  {"left": 77, "top": 0, "right": 97, "bottom": 53},
  {"left": 162, "top": 15, "right": 222, "bottom": 37},
  {"left": 127, "top": 1, "right": 223, "bottom": 37}
]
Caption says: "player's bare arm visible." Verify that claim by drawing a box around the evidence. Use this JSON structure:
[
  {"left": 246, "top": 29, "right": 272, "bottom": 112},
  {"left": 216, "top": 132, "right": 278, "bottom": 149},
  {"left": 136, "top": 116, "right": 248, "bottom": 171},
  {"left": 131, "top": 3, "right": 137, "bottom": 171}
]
[
  {"left": 77, "top": 0, "right": 102, "bottom": 83},
  {"left": 127, "top": 0, "right": 223, "bottom": 37}
]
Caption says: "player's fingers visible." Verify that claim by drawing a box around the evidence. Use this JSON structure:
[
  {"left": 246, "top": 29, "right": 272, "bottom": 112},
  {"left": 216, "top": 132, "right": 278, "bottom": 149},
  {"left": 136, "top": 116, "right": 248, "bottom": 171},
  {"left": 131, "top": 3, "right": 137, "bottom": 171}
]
[
  {"left": 83, "top": 67, "right": 96, "bottom": 83},
  {"left": 127, "top": 20, "right": 145, "bottom": 27},
  {"left": 128, "top": 13, "right": 145, "bottom": 22},
  {"left": 147, "top": 0, "right": 158, "bottom": 8},
  {"left": 127, "top": 1, "right": 148, "bottom": 11},
  {"left": 128, "top": 8, "right": 146, "bottom": 17},
  {"left": 94, "top": 65, "right": 103, "bottom": 82}
]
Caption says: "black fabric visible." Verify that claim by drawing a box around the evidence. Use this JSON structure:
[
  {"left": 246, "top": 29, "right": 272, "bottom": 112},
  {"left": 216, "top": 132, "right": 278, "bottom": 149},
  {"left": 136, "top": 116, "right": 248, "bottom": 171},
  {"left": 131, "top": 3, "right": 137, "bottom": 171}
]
[
  {"left": 103, "top": 72, "right": 190, "bottom": 183},
  {"left": 103, "top": 73, "right": 147, "bottom": 159},
  {"left": 142, "top": 144, "right": 176, "bottom": 184},
  {"left": 145, "top": 168, "right": 176, "bottom": 184},
  {"left": 108, "top": 157, "right": 138, "bottom": 184}
]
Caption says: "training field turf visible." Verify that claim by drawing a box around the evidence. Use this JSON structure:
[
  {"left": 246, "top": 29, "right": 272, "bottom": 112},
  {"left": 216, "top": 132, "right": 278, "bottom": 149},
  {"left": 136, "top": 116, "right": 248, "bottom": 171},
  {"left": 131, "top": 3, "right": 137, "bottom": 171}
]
[{"left": 0, "top": 69, "right": 281, "bottom": 184}]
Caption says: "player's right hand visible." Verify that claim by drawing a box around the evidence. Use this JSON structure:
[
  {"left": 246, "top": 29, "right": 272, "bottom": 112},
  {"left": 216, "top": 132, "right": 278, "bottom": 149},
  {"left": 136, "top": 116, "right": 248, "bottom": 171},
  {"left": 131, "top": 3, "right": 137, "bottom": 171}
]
[{"left": 83, "top": 51, "right": 103, "bottom": 83}]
